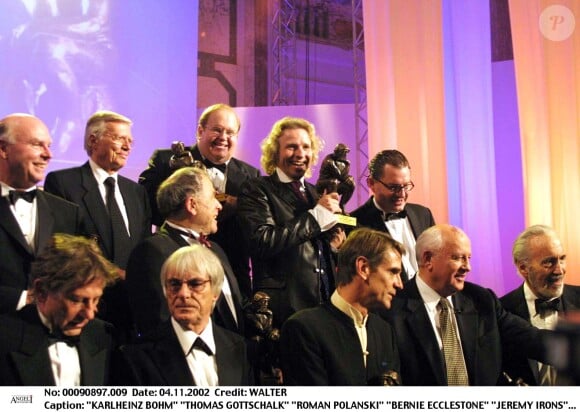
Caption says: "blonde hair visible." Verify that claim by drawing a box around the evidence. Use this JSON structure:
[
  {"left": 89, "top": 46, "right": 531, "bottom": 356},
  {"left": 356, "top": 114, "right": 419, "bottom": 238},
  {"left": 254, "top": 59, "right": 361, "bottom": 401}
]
[{"left": 260, "top": 116, "right": 322, "bottom": 177}]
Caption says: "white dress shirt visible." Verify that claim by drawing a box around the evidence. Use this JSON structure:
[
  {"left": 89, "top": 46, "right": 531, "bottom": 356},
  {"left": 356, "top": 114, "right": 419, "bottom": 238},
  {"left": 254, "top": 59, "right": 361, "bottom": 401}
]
[
  {"left": 172, "top": 318, "right": 218, "bottom": 386},
  {"left": 39, "top": 309, "right": 81, "bottom": 386},
  {"left": 88, "top": 159, "right": 130, "bottom": 235}
]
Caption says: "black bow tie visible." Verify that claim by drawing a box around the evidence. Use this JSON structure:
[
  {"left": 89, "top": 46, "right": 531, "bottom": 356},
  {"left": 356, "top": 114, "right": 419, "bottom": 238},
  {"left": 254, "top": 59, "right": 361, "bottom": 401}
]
[
  {"left": 48, "top": 331, "right": 80, "bottom": 347},
  {"left": 535, "top": 297, "right": 561, "bottom": 316},
  {"left": 191, "top": 337, "right": 213, "bottom": 355},
  {"left": 385, "top": 210, "right": 407, "bottom": 221},
  {"left": 8, "top": 189, "right": 37, "bottom": 205},
  {"left": 202, "top": 159, "right": 227, "bottom": 173}
]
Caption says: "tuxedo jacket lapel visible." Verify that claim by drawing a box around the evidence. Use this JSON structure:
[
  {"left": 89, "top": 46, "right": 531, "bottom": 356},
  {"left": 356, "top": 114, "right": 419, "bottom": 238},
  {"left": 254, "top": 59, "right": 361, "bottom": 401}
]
[
  {"left": 118, "top": 177, "right": 140, "bottom": 240},
  {"left": 160, "top": 224, "right": 190, "bottom": 247},
  {"left": 214, "top": 326, "right": 244, "bottom": 385},
  {"left": 405, "top": 206, "right": 422, "bottom": 238},
  {"left": 453, "top": 293, "right": 477, "bottom": 383},
  {"left": 10, "top": 307, "right": 55, "bottom": 385},
  {"left": 80, "top": 163, "right": 112, "bottom": 254},
  {"left": 404, "top": 281, "right": 446, "bottom": 385},
  {"left": 0, "top": 197, "right": 32, "bottom": 254},
  {"left": 78, "top": 325, "right": 109, "bottom": 385},
  {"left": 35, "top": 191, "right": 55, "bottom": 254},
  {"left": 155, "top": 322, "right": 195, "bottom": 385}
]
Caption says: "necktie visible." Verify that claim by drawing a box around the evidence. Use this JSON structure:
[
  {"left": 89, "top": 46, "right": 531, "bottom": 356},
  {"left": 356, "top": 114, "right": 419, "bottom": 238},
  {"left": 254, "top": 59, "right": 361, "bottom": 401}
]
[
  {"left": 202, "top": 159, "right": 227, "bottom": 173},
  {"left": 104, "top": 177, "right": 131, "bottom": 267},
  {"left": 385, "top": 210, "right": 407, "bottom": 221},
  {"left": 8, "top": 189, "right": 37, "bottom": 204},
  {"left": 289, "top": 181, "right": 308, "bottom": 203},
  {"left": 438, "top": 298, "right": 469, "bottom": 385},
  {"left": 535, "top": 298, "right": 561, "bottom": 316},
  {"left": 191, "top": 337, "right": 213, "bottom": 355}
]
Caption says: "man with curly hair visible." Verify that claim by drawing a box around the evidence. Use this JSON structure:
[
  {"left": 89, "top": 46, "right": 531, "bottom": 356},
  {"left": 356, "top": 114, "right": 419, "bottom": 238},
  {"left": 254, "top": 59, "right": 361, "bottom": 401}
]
[{"left": 238, "top": 117, "right": 344, "bottom": 328}]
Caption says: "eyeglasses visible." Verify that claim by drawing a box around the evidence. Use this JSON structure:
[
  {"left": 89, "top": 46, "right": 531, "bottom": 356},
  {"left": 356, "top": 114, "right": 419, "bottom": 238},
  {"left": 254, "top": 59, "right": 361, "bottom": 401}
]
[
  {"left": 376, "top": 180, "right": 414, "bottom": 193},
  {"left": 165, "top": 278, "right": 211, "bottom": 294},
  {"left": 205, "top": 126, "right": 238, "bottom": 139}
]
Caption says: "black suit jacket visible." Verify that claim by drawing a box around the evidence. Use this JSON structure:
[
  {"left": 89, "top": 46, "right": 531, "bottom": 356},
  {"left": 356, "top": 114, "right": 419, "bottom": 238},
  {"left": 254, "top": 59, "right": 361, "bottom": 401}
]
[
  {"left": 0, "top": 305, "right": 116, "bottom": 385},
  {"left": 280, "top": 303, "right": 400, "bottom": 385},
  {"left": 139, "top": 145, "right": 260, "bottom": 297},
  {"left": 0, "top": 191, "right": 84, "bottom": 313},
  {"left": 116, "top": 320, "right": 251, "bottom": 386},
  {"left": 350, "top": 198, "right": 435, "bottom": 280},
  {"left": 125, "top": 223, "right": 244, "bottom": 337},
  {"left": 500, "top": 283, "right": 580, "bottom": 385},
  {"left": 44, "top": 161, "right": 152, "bottom": 268},
  {"left": 380, "top": 278, "right": 550, "bottom": 385},
  {"left": 238, "top": 174, "right": 336, "bottom": 327}
]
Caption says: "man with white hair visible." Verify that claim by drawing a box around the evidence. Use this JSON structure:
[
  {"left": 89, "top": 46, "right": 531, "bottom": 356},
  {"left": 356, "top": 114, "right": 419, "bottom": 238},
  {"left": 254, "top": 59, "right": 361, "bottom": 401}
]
[
  {"left": 44, "top": 110, "right": 151, "bottom": 340},
  {"left": 501, "top": 225, "right": 580, "bottom": 385},
  {"left": 118, "top": 245, "right": 251, "bottom": 386}
]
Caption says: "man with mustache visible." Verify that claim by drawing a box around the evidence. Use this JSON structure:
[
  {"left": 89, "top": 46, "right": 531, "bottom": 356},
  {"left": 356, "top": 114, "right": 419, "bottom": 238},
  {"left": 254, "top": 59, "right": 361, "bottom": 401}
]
[
  {"left": 380, "top": 224, "right": 553, "bottom": 385},
  {"left": 139, "top": 104, "right": 259, "bottom": 298},
  {"left": 44, "top": 110, "right": 151, "bottom": 341},
  {"left": 238, "top": 116, "right": 344, "bottom": 328},
  {"left": 0, "top": 113, "right": 84, "bottom": 314},
  {"left": 118, "top": 245, "right": 251, "bottom": 386},
  {"left": 501, "top": 225, "right": 580, "bottom": 385},
  {"left": 280, "top": 228, "right": 404, "bottom": 385},
  {"left": 0, "top": 234, "right": 119, "bottom": 386}
]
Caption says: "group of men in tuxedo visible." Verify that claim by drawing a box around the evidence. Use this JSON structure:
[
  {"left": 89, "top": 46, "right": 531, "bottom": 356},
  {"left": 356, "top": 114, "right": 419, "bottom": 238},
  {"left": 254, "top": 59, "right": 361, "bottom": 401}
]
[{"left": 1, "top": 103, "right": 579, "bottom": 386}]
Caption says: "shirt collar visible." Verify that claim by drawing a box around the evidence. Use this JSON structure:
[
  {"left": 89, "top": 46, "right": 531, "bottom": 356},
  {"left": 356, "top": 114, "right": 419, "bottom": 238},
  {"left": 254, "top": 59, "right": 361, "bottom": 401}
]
[
  {"left": 416, "top": 273, "right": 454, "bottom": 312},
  {"left": 1, "top": 181, "right": 37, "bottom": 197},
  {"left": 88, "top": 158, "right": 118, "bottom": 184},
  {"left": 331, "top": 290, "right": 368, "bottom": 328},
  {"left": 171, "top": 317, "right": 216, "bottom": 356},
  {"left": 275, "top": 168, "right": 304, "bottom": 185},
  {"left": 165, "top": 220, "right": 201, "bottom": 239}
]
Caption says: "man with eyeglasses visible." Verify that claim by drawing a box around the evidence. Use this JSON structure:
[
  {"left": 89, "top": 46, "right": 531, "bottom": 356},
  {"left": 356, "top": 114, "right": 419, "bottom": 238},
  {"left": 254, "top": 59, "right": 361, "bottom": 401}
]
[
  {"left": 139, "top": 104, "right": 259, "bottom": 298},
  {"left": 117, "top": 245, "right": 251, "bottom": 386},
  {"left": 380, "top": 224, "right": 553, "bottom": 386},
  {"left": 351, "top": 149, "right": 435, "bottom": 281},
  {"left": 500, "top": 225, "right": 580, "bottom": 385},
  {"left": 44, "top": 110, "right": 152, "bottom": 342},
  {"left": 0, "top": 234, "right": 120, "bottom": 386},
  {"left": 0, "top": 113, "right": 85, "bottom": 314}
]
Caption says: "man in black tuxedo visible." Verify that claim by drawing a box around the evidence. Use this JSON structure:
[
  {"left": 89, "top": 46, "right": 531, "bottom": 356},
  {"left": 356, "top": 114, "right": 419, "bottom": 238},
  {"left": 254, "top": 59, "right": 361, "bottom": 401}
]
[
  {"left": 351, "top": 149, "right": 435, "bottom": 282},
  {"left": 280, "top": 228, "right": 403, "bottom": 385},
  {"left": 238, "top": 117, "right": 345, "bottom": 328},
  {"left": 118, "top": 245, "right": 251, "bottom": 386},
  {"left": 44, "top": 110, "right": 151, "bottom": 341},
  {"left": 0, "top": 113, "right": 84, "bottom": 314},
  {"left": 381, "top": 224, "right": 552, "bottom": 386},
  {"left": 139, "top": 104, "right": 259, "bottom": 297},
  {"left": 501, "top": 225, "right": 580, "bottom": 385},
  {"left": 126, "top": 167, "right": 244, "bottom": 338},
  {"left": 0, "top": 234, "right": 119, "bottom": 386}
]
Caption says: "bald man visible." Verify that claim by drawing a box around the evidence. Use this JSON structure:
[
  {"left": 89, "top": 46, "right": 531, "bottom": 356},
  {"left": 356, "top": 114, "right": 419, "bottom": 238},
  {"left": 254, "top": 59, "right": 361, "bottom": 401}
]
[{"left": 0, "top": 113, "right": 85, "bottom": 314}]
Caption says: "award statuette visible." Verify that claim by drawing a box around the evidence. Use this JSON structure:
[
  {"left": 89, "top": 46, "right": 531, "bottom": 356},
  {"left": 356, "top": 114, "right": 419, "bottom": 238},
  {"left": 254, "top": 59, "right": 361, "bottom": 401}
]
[{"left": 316, "top": 143, "right": 356, "bottom": 226}]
